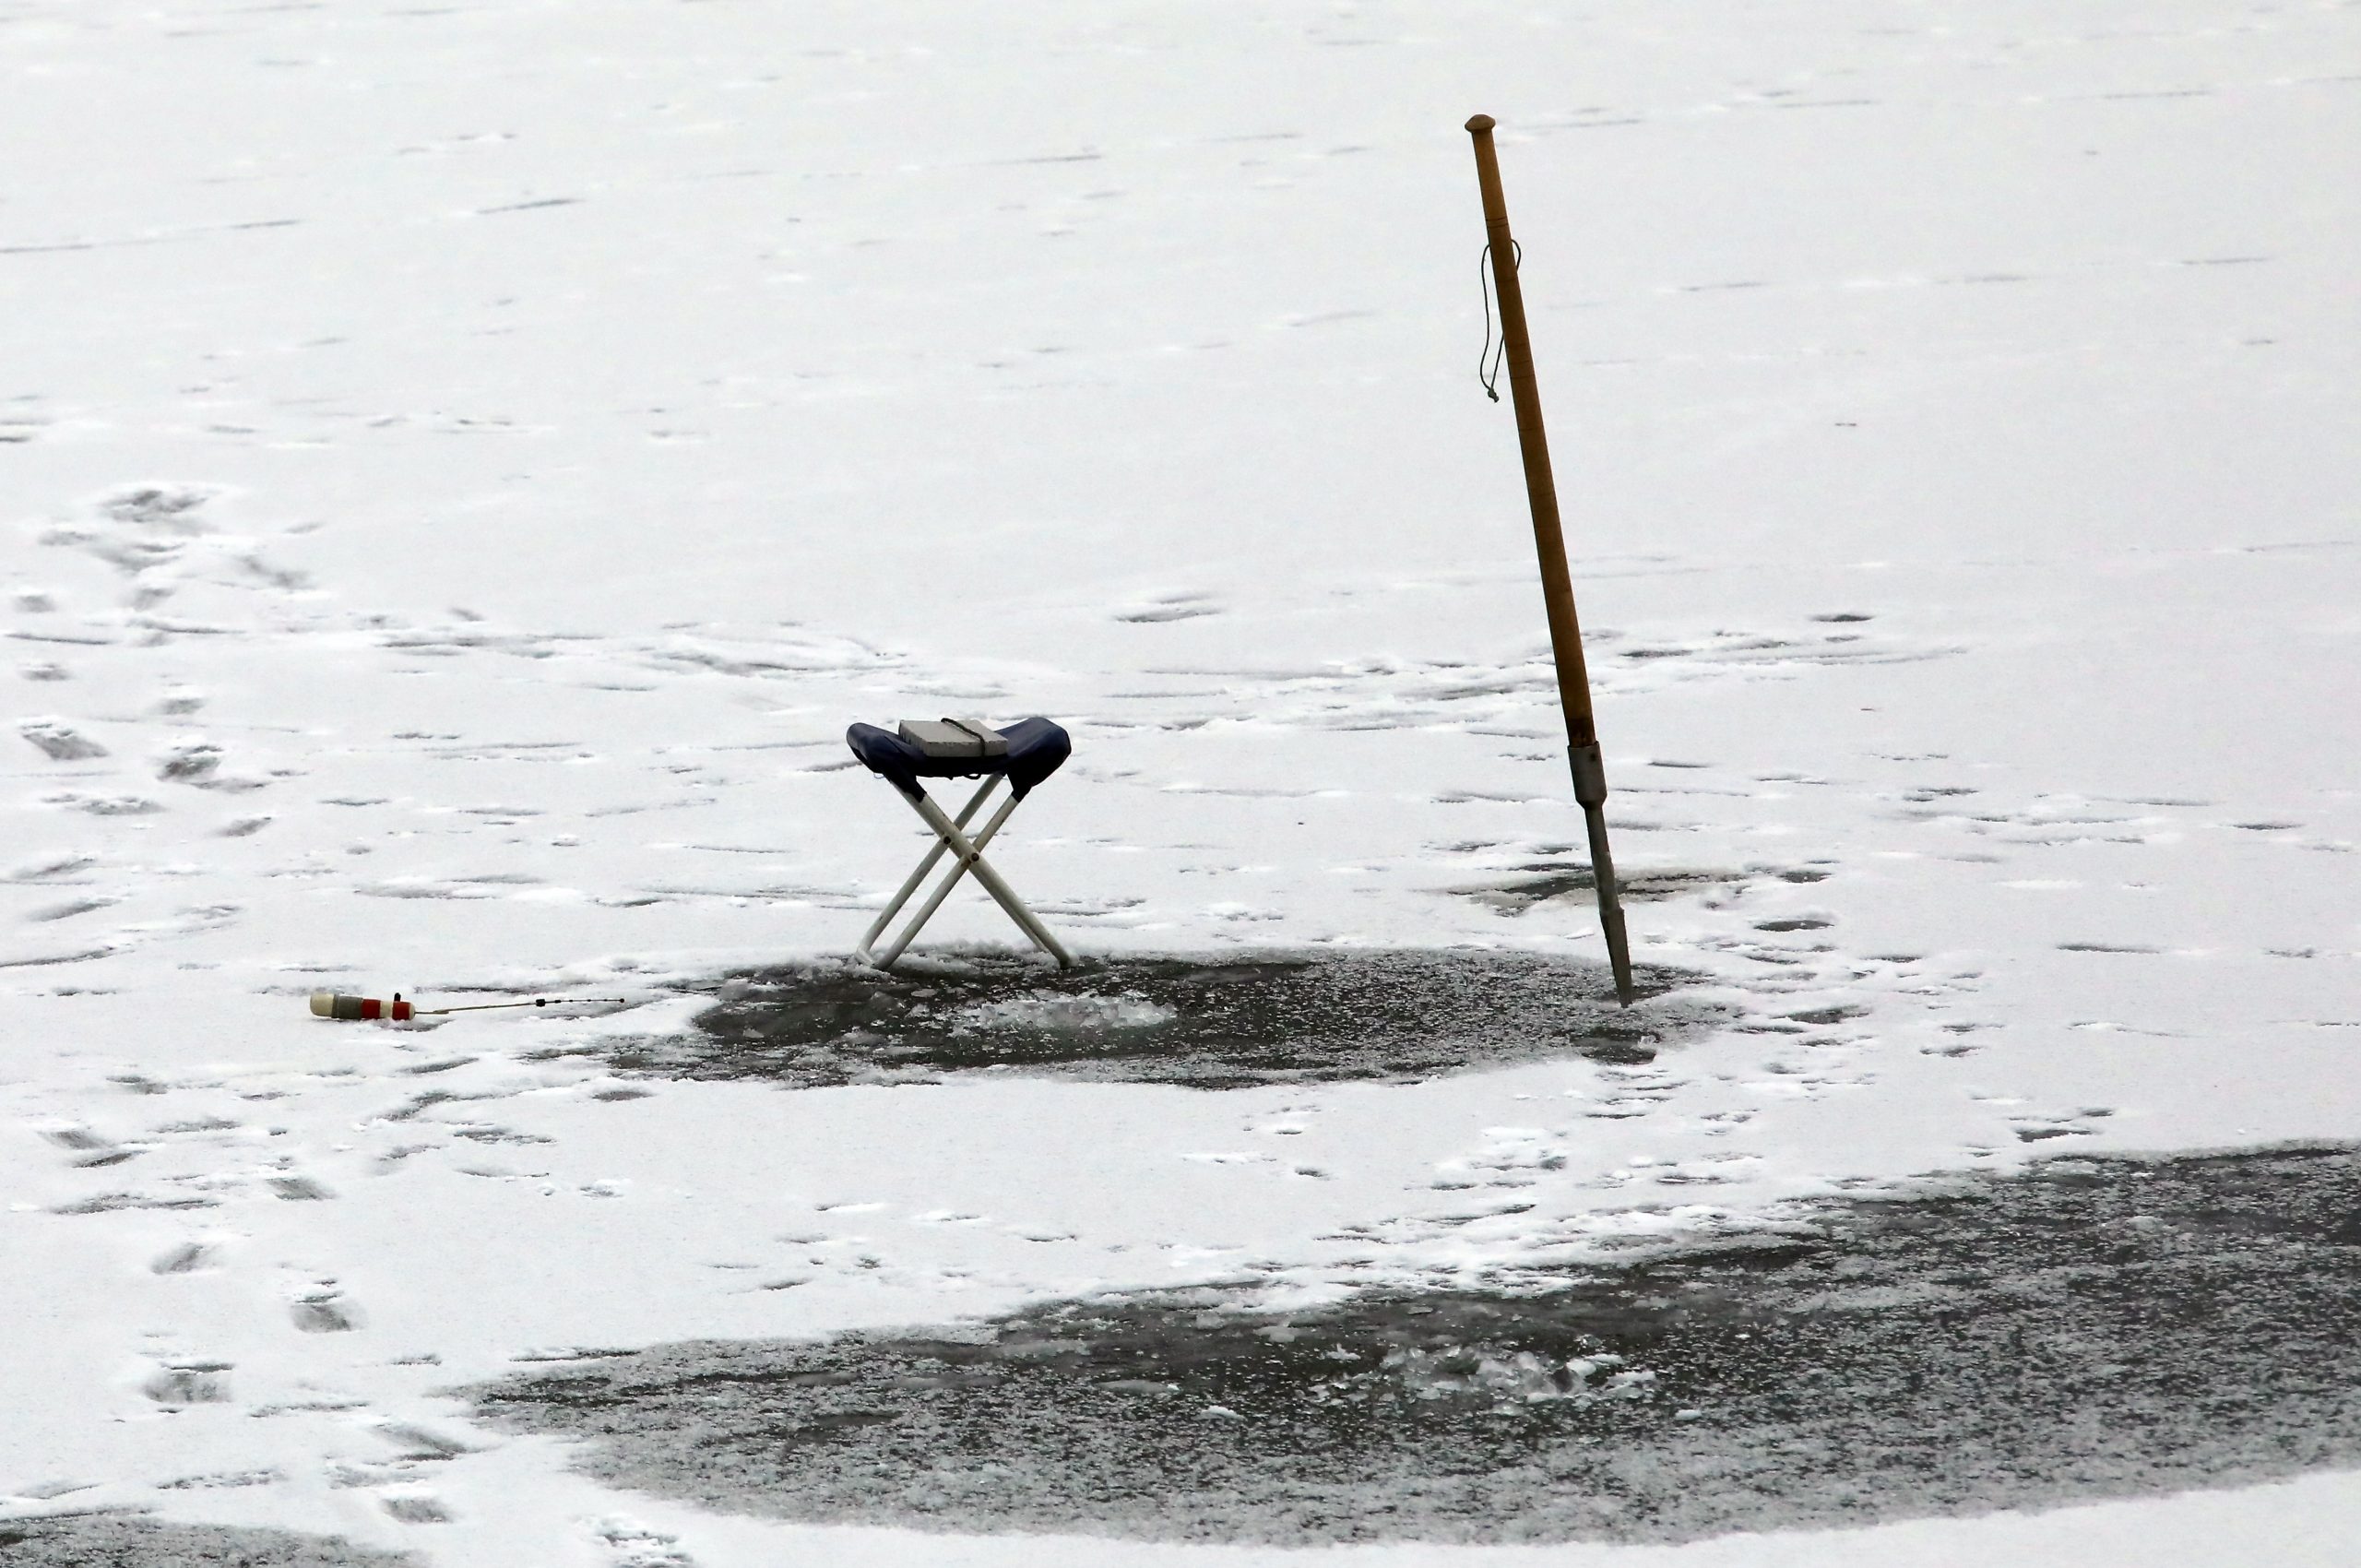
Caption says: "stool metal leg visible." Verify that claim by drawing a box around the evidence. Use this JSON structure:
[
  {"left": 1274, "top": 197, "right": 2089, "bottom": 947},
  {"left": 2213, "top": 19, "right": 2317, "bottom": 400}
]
[
  {"left": 902, "top": 794, "right": 1074, "bottom": 969},
  {"left": 872, "top": 791, "right": 1021, "bottom": 968},
  {"left": 854, "top": 777, "right": 999, "bottom": 963},
  {"left": 869, "top": 791, "right": 1073, "bottom": 970}
]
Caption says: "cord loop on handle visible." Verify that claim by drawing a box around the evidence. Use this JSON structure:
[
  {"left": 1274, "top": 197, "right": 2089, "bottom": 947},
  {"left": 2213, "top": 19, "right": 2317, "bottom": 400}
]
[{"left": 1478, "top": 240, "right": 1521, "bottom": 401}]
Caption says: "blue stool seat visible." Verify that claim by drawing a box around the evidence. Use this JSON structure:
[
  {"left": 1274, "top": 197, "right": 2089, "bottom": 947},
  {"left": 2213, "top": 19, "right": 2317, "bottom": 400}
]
[{"left": 845, "top": 717, "right": 1071, "bottom": 801}]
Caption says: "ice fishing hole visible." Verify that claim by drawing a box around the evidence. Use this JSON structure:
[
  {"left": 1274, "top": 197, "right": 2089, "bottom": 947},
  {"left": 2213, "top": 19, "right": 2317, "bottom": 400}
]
[{"left": 639, "top": 948, "right": 1728, "bottom": 1090}]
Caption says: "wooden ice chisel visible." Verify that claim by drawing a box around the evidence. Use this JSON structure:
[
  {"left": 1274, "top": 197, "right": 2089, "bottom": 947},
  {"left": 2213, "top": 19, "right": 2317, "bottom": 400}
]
[{"left": 1465, "top": 113, "right": 1636, "bottom": 1006}]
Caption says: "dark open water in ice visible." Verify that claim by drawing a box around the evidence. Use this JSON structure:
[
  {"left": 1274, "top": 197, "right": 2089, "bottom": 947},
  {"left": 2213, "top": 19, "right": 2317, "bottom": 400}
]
[{"left": 469, "top": 1143, "right": 2361, "bottom": 1544}]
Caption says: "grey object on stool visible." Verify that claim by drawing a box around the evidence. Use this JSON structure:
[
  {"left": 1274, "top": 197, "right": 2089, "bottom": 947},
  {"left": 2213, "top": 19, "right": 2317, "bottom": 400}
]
[
  {"left": 896, "top": 718, "right": 1008, "bottom": 759},
  {"left": 844, "top": 716, "right": 1074, "bottom": 969}
]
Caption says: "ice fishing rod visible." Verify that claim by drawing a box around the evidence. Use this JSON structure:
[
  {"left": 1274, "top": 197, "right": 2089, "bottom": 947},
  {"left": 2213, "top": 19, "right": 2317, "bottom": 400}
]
[
  {"left": 308, "top": 991, "right": 631, "bottom": 1022},
  {"left": 1465, "top": 113, "right": 1637, "bottom": 1006}
]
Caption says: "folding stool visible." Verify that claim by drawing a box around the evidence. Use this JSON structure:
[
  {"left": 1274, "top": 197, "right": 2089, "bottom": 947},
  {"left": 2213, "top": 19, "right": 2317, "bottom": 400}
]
[{"left": 845, "top": 716, "right": 1074, "bottom": 970}]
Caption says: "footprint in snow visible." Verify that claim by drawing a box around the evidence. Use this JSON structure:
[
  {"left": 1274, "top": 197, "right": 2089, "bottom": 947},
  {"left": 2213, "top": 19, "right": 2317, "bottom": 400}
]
[
  {"left": 37, "top": 1123, "right": 137, "bottom": 1167},
  {"left": 52, "top": 1190, "right": 216, "bottom": 1215},
  {"left": 44, "top": 792, "right": 162, "bottom": 816},
  {"left": 589, "top": 1516, "right": 697, "bottom": 1565},
  {"left": 2012, "top": 1111, "right": 2109, "bottom": 1143},
  {"left": 151, "top": 1241, "right": 216, "bottom": 1275},
  {"left": 18, "top": 719, "right": 108, "bottom": 760},
  {"left": 291, "top": 1293, "right": 362, "bottom": 1334},
  {"left": 377, "top": 1488, "right": 452, "bottom": 1524},
  {"left": 373, "top": 1420, "right": 473, "bottom": 1460},
  {"left": 144, "top": 1360, "right": 232, "bottom": 1405},
  {"left": 1116, "top": 590, "right": 1222, "bottom": 624}
]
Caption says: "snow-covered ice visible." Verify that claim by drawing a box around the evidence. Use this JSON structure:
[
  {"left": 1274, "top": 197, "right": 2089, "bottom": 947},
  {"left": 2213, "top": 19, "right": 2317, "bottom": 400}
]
[{"left": 3, "top": 0, "right": 2355, "bottom": 1562}]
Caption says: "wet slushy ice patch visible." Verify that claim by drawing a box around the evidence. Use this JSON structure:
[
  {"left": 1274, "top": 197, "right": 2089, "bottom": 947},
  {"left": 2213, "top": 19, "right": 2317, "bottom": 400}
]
[
  {"left": 0, "top": 1515, "right": 418, "bottom": 1566},
  {"left": 1452, "top": 861, "right": 1800, "bottom": 917},
  {"left": 647, "top": 948, "right": 1724, "bottom": 1088},
  {"left": 469, "top": 1145, "right": 2361, "bottom": 1544}
]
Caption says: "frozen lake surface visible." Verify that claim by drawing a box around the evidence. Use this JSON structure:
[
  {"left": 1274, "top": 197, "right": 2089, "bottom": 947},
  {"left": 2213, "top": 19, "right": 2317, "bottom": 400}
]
[{"left": 1, "top": 0, "right": 2354, "bottom": 1563}]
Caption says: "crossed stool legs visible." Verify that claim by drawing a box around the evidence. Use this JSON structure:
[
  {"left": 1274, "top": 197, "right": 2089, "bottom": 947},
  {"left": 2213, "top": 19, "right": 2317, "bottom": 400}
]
[{"left": 853, "top": 774, "right": 1074, "bottom": 970}]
